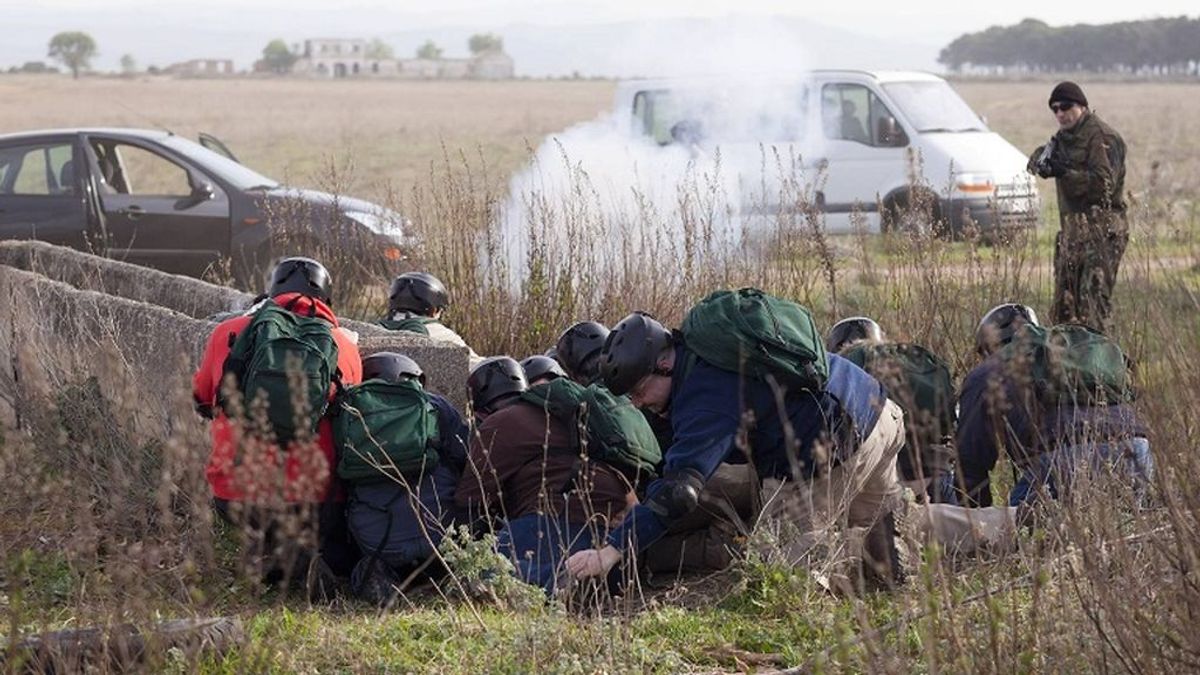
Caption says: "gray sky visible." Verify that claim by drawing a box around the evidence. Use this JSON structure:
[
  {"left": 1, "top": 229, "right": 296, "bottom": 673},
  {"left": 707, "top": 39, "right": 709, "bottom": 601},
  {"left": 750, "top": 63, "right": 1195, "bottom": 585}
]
[{"left": 2, "top": 0, "right": 1195, "bottom": 74}]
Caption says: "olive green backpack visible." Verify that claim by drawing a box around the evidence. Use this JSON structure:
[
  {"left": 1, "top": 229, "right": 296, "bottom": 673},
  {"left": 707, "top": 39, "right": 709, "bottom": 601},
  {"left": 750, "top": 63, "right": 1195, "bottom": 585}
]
[{"left": 519, "top": 379, "right": 662, "bottom": 482}]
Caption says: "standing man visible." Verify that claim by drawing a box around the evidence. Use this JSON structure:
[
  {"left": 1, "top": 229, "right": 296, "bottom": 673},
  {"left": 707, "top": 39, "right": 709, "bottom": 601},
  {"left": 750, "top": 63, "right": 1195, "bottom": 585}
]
[{"left": 1027, "top": 81, "right": 1128, "bottom": 332}]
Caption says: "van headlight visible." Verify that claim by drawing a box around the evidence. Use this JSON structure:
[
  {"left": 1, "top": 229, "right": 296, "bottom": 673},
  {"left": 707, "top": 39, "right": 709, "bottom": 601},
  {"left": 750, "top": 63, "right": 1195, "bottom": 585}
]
[{"left": 954, "top": 173, "right": 996, "bottom": 195}]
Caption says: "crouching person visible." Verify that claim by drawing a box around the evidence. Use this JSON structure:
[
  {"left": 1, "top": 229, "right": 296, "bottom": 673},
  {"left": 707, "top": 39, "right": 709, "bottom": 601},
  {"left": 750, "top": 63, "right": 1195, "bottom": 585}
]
[
  {"left": 827, "top": 317, "right": 958, "bottom": 504},
  {"left": 457, "top": 357, "right": 659, "bottom": 594},
  {"left": 335, "top": 352, "right": 469, "bottom": 605},
  {"left": 959, "top": 304, "right": 1150, "bottom": 509},
  {"left": 193, "top": 257, "right": 363, "bottom": 596},
  {"left": 567, "top": 290, "right": 905, "bottom": 589},
  {"left": 381, "top": 272, "right": 483, "bottom": 368}
]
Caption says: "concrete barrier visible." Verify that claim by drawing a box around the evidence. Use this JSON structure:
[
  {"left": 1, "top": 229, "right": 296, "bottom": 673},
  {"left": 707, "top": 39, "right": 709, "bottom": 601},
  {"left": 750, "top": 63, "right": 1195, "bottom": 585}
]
[
  {"left": 0, "top": 242, "right": 469, "bottom": 433},
  {"left": 0, "top": 265, "right": 208, "bottom": 444}
]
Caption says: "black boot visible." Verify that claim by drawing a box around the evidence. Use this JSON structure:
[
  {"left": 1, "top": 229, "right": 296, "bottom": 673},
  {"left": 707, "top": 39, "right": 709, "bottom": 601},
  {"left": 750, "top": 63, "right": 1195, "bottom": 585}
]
[{"left": 861, "top": 511, "right": 904, "bottom": 591}]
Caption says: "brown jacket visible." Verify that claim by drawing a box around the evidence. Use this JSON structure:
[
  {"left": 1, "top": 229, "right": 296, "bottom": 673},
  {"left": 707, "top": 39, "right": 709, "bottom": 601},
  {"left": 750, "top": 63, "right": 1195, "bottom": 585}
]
[{"left": 455, "top": 400, "right": 633, "bottom": 525}]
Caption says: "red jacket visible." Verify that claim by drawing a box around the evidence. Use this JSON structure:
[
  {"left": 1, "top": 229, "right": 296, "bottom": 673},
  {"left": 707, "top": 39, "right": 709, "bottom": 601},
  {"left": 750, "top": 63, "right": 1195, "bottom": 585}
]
[{"left": 193, "top": 293, "right": 363, "bottom": 503}]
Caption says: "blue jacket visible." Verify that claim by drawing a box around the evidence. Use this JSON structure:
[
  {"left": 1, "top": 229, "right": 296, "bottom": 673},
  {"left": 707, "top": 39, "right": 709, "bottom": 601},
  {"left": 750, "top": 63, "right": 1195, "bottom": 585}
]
[
  {"left": 606, "top": 347, "right": 887, "bottom": 552},
  {"left": 956, "top": 355, "right": 1146, "bottom": 507},
  {"left": 346, "top": 394, "right": 470, "bottom": 555}
]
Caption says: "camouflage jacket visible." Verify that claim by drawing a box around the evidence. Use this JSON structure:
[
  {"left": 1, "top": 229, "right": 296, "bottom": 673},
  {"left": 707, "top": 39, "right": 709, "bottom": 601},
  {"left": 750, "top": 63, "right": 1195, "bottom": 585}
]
[{"left": 1030, "top": 112, "right": 1127, "bottom": 219}]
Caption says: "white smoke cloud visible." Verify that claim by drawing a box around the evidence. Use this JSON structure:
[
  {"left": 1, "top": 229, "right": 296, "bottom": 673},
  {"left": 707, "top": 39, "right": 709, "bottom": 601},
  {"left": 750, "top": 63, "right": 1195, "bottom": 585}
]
[{"left": 492, "top": 21, "right": 828, "bottom": 286}]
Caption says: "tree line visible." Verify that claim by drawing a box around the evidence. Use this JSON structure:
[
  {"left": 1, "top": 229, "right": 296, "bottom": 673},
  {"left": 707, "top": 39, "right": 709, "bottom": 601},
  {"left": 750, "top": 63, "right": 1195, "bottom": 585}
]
[{"left": 939, "top": 17, "right": 1200, "bottom": 75}]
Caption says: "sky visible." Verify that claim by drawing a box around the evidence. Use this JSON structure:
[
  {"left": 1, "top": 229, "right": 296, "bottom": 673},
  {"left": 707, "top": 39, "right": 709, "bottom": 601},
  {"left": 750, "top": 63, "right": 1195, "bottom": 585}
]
[{"left": 1, "top": 0, "right": 1195, "bottom": 74}]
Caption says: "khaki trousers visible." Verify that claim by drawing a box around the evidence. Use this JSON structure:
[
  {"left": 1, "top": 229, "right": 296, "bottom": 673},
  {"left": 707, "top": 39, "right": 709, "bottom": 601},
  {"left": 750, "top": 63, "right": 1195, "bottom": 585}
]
[
  {"left": 905, "top": 503, "right": 1019, "bottom": 556},
  {"left": 759, "top": 399, "right": 905, "bottom": 565}
]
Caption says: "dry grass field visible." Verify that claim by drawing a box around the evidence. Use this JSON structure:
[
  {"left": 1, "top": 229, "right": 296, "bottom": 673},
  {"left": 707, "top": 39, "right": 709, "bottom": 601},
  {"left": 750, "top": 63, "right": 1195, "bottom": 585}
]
[
  {"left": 0, "top": 75, "right": 616, "bottom": 199},
  {"left": 2, "top": 74, "right": 1200, "bottom": 673},
  {"left": 2, "top": 75, "right": 1198, "bottom": 207}
]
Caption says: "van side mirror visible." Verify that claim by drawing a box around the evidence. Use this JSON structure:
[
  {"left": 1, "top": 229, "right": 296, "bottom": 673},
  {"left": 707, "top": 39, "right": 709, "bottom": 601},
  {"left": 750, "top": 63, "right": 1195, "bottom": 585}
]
[{"left": 878, "top": 116, "right": 908, "bottom": 147}]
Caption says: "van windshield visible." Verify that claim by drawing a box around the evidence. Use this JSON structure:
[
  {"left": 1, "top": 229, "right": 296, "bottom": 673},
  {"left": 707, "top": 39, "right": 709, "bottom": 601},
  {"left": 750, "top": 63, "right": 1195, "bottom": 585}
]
[
  {"left": 633, "top": 83, "right": 810, "bottom": 145},
  {"left": 882, "top": 81, "right": 987, "bottom": 133}
]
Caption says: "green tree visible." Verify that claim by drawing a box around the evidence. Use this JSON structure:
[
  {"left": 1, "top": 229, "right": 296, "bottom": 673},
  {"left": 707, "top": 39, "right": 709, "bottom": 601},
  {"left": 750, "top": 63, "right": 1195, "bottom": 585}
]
[
  {"left": 468, "top": 33, "right": 503, "bottom": 55},
  {"left": 119, "top": 53, "right": 137, "bottom": 75},
  {"left": 416, "top": 40, "right": 443, "bottom": 60},
  {"left": 365, "top": 38, "right": 394, "bottom": 60},
  {"left": 47, "top": 31, "right": 97, "bottom": 79},
  {"left": 261, "top": 39, "right": 297, "bottom": 74}
]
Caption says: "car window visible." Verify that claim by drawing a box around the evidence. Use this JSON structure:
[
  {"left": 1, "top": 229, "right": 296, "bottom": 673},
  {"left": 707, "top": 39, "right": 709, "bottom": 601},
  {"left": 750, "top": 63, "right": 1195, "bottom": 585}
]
[
  {"left": 633, "top": 84, "right": 809, "bottom": 145},
  {"left": 0, "top": 142, "right": 76, "bottom": 196},
  {"left": 92, "top": 141, "right": 192, "bottom": 197},
  {"left": 821, "top": 83, "right": 904, "bottom": 147}
]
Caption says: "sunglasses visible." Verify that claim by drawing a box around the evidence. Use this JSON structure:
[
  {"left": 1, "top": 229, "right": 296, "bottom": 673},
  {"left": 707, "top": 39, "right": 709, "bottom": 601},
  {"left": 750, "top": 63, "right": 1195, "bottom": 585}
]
[{"left": 1049, "top": 102, "right": 1076, "bottom": 113}]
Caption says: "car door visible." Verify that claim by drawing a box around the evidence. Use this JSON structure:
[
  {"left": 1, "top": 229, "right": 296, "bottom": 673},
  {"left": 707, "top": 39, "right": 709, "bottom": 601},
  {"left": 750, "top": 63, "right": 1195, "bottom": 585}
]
[
  {"left": 0, "top": 137, "right": 91, "bottom": 249},
  {"left": 84, "top": 135, "right": 231, "bottom": 277},
  {"left": 816, "top": 81, "right": 910, "bottom": 232}
]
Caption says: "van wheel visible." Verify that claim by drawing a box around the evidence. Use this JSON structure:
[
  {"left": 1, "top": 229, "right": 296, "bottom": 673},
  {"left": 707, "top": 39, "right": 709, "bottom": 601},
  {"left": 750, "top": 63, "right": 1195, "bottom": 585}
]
[{"left": 883, "top": 191, "right": 945, "bottom": 237}]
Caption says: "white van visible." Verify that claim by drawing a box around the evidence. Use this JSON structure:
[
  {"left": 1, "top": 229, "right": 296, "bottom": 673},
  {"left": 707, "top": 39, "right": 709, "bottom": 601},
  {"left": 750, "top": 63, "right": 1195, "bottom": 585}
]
[{"left": 613, "top": 71, "right": 1039, "bottom": 235}]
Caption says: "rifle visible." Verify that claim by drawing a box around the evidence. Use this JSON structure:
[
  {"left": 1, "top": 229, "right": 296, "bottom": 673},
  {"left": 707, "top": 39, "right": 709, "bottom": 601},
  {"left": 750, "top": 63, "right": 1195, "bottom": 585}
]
[{"left": 1033, "top": 135, "right": 1059, "bottom": 178}]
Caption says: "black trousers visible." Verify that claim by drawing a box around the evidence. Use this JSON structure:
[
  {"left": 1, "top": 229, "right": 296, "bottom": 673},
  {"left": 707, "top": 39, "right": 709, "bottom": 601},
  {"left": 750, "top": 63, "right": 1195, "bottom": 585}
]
[{"left": 213, "top": 498, "right": 361, "bottom": 583}]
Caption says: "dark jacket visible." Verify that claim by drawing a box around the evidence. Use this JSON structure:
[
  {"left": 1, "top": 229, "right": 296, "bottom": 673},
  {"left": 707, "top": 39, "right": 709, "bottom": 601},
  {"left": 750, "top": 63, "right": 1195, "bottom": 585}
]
[
  {"left": 605, "top": 348, "right": 888, "bottom": 552},
  {"left": 955, "top": 354, "right": 1146, "bottom": 507},
  {"left": 1032, "top": 112, "right": 1126, "bottom": 221},
  {"left": 346, "top": 394, "right": 469, "bottom": 557},
  {"left": 454, "top": 394, "right": 632, "bottom": 526}
]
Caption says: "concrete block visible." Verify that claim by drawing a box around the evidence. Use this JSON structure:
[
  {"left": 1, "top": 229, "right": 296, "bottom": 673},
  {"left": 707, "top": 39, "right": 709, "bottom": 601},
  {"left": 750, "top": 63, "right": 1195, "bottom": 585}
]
[
  {"left": 0, "top": 240, "right": 254, "bottom": 320},
  {"left": 0, "top": 265, "right": 209, "bottom": 447}
]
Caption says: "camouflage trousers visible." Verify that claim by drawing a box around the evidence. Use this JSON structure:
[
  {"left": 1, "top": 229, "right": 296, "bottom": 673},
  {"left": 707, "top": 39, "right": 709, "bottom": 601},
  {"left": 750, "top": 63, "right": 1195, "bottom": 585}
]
[{"left": 1051, "top": 212, "right": 1129, "bottom": 333}]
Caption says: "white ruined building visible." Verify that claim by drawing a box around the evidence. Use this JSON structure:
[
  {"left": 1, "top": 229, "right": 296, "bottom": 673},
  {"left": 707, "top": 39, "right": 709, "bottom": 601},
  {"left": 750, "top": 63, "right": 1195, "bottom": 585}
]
[{"left": 290, "top": 38, "right": 514, "bottom": 80}]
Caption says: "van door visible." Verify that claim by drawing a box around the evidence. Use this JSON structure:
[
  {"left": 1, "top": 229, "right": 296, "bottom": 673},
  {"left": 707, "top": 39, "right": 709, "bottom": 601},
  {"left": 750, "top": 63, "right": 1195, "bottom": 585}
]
[{"left": 816, "top": 82, "right": 910, "bottom": 232}]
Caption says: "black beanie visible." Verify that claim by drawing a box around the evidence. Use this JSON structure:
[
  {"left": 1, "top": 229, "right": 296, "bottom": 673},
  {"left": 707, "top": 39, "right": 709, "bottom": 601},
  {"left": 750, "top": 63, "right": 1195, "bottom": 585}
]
[{"left": 1049, "top": 81, "right": 1088, "bottom": 108}]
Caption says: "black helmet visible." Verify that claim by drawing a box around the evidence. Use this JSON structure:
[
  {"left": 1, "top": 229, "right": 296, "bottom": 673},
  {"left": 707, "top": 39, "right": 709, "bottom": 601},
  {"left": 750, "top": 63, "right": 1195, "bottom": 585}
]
[
  {"left": 556, "top": 321, "right": 610, "bottom": 381},
  {"left": 599, "top": 312, "right": 673, "bottom": 396},
  {"left": 826, "top": 316, "right": 886, "bottom": 353},
  {"left": 976, "top": 303, "right": 1040, "bottom": 356},
  {"left": 268, "top": 257, "right": 332, "bottom": 304},
  {"left": 467, "top": 356, "right": 528, "bottom": 413},
  {"left": 388, "top": 272, "right": 449, "bottom": 316},
  {"left": 362, "top": 352, "right": 425, "bottom": 386},
  {"left": 520, "top": 355, "right": 567, "bottom": 384}
]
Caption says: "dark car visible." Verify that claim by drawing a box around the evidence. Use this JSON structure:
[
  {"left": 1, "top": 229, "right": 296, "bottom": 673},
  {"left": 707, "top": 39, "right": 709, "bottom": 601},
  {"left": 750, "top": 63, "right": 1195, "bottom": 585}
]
[{"left": 0, "top": 128, "right": 408, "bottom": 281}]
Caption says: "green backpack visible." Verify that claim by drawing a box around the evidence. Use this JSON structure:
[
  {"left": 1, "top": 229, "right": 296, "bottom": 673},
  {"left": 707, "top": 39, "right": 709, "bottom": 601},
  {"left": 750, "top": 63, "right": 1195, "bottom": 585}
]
[
  {"left": 519, "top": 379, "right": 663, "bottom": 481},
  {"left": 842, "top": 342, "right": 956, "bottom": 445},
  {"left": 221, "top": 300, "right": 340, "bottom": 444},
  {"left": 334, "top": 379, "right": 440, "bottom": 484},
  {"left": 379, "top": 314, "right": 435, "bottom": 337},
  {"left": 1002, "top": 324, "right": 1134, "bottom": 406},
  {"left": 681, "top": 288, "right": 828, "bottom": 392}
]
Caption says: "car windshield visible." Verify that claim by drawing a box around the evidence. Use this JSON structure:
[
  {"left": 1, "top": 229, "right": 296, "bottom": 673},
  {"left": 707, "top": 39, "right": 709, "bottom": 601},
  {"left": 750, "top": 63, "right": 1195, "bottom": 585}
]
[
  {"left": 160, "top": 135, "right": 279, "bottom": 190},
  {"left": 882, "top": 80, "right": 987, "bottom": 133}
]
